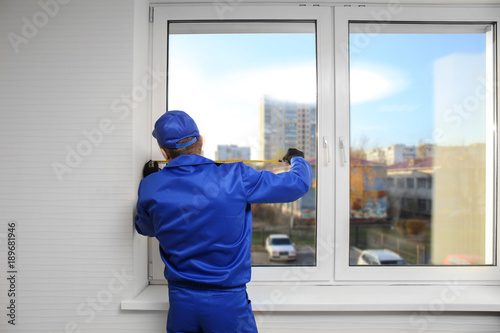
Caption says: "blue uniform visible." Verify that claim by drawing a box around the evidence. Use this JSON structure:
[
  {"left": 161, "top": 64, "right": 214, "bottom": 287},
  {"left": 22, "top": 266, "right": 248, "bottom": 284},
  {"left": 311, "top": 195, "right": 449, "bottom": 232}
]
[{"left": 135, "top": 154, "right": 312, "bottom": 332}]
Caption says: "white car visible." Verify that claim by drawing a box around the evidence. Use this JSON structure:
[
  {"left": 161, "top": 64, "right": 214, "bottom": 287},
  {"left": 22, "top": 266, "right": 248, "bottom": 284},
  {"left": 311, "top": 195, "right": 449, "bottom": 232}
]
[
  {"left": 357, "top": 249, "right": 407, "bottom": 265},
  {"left": 265, "top": 234, "right": 297, "bottom": 261}
]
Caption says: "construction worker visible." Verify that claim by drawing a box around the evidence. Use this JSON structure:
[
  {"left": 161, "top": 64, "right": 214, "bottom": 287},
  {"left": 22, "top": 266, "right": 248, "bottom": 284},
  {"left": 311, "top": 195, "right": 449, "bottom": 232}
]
[{"left": 135, "top": 110, "right": 312, "bottom": 332}]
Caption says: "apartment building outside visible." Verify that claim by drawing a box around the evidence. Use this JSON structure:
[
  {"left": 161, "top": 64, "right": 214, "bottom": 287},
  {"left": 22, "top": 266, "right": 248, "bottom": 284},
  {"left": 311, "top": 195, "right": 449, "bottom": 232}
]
[
  {"left": 366, "top": 143, "right": 435, "bottom": 165},
  {"left": 216, "top": 144, "right": 251, "bottom": 161},
  {"left": 260, "top": 95, "right": 316, "bottom": 160}
]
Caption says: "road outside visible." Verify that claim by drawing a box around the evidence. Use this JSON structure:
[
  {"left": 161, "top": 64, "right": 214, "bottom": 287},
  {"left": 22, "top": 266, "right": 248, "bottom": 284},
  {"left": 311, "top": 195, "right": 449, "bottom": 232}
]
[{"left": 251, "top": 246, "right": 363, "bottom": 266}]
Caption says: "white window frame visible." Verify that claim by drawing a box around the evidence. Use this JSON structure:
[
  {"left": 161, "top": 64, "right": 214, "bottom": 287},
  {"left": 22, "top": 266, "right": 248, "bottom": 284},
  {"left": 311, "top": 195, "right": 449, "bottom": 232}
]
[
  {"left": 124, "top": 2, "right": 500, "bottom": 313},
  {"left": 334, "top": 6, "right": 500, "bottom": 283},
  {"left": 149, "top": 5, "right": 335, "bottom": 284}
]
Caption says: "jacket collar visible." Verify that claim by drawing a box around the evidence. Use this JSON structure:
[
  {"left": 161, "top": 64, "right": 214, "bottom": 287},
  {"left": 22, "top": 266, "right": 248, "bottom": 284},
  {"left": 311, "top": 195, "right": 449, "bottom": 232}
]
[{"left": 163, "top": 154, "right": 214, "bottom": 168}]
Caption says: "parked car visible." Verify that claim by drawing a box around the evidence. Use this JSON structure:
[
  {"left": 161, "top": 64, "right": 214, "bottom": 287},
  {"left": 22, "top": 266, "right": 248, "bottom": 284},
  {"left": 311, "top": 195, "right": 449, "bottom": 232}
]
[
  {"left": 265, "top": 234, "right": 297, "bottom": 261},
  {"left": 357, "top": 249, "right": 407, "bottom": 265},
  {"left": 443, "top": 254, "right": 485, "bottom": 265}
]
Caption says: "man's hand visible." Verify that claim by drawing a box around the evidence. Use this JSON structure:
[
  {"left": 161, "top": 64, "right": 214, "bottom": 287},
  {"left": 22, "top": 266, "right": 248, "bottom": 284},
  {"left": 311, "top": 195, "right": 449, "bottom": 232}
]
[
  {"left": 143, "top": 160, "right": 160, "bottom": 178},
  {"left": 282, "top": 148, "right": 305, "bottom": 165}
]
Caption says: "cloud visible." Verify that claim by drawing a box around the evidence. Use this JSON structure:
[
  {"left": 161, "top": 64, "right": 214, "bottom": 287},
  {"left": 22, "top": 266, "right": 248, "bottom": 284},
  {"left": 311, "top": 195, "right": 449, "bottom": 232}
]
[
  {"left": 167, "top": 62, "right": 317, "bottom": 159},
  {"left": 378, "top": 104, "right": 420, "bottom": 113},
  {"left": 350, "top": 63, "right": 409, "bottom": 105},
  {"left": 217, "top": 63, "right": 317, "bottom": 104},
  {"left": 170, "top": 62, "right": 316, "bottom": 106}
]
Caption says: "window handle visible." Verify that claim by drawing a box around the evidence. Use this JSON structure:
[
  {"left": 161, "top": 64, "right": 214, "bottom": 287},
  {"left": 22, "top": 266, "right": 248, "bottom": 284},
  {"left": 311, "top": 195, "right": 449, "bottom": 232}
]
[
  {"left": 323, "top": 136, "right": 330, "bottom": 165},
  {"left": 339, "top": 136, "right": 347, "bottom": 166}
]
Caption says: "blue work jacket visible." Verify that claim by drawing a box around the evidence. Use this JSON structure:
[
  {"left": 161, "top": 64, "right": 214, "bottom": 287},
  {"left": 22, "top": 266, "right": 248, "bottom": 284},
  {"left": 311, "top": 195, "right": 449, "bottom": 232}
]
[{"left": 135, "top": 154, "right": 313, "bottom": 287}]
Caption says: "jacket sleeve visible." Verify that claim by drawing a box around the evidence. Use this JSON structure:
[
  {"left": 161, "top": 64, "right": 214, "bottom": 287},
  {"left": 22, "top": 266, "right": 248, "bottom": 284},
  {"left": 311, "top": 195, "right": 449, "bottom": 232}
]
[
  {"left": 244, "top": 156, "right": 313, "bottom": 204},
  {"left": 134, "top": 181, "right": 156, "bottom": 237}
]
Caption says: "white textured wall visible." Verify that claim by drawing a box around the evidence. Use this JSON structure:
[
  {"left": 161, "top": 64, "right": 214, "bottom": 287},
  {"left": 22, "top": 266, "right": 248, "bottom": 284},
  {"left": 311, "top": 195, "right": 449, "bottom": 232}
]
[
  {"left": 0, "top": 0, "right": 142, "bottom": 331},
  {"left": 0, "top": 1, "right": 499, "bottom": 332}
]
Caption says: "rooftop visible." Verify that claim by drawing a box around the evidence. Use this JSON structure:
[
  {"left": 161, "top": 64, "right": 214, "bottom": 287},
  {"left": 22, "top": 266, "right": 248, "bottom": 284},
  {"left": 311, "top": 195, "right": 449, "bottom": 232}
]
[{"left": 388, "top": 156, "right": 433, "bottom": 170}]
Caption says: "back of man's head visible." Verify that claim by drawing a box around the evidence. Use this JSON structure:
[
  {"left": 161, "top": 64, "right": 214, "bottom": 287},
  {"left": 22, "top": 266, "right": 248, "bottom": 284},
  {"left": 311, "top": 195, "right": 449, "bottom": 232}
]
[{"left": 152, "top": 111, "right": 202, "bottom": 159}]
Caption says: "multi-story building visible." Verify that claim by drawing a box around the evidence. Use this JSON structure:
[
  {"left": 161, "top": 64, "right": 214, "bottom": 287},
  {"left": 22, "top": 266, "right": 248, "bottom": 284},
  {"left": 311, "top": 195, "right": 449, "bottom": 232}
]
[
  {"left": 366, "top": 144, "right": 433, "bottom": 165},
  {"left": 260, "top": 95, "right": 316, "bottom": 160},
  {"left": 216, "top": 144, "right": 251, "bottom": 161},
  {"left": 350, "top": 157, "right": 388, "bottom": 221},
  {"left": 386, "top": 157, "right": 434, "bottom": 220},
  {"left": 416, "top": 143, "right": 434, "bottom": 158}
]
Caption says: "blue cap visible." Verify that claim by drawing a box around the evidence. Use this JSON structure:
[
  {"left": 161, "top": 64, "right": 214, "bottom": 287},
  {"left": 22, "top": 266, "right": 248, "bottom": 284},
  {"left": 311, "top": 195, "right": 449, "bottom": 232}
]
[{"left": 152, "top": 111, "right": 200, "bottom": 149}]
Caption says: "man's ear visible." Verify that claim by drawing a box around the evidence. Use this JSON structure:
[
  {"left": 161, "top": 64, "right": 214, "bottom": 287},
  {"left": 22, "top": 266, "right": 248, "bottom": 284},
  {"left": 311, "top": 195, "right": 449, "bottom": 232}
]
[{"left": 160, "top": 147, "right": 171, "bottom": 162}]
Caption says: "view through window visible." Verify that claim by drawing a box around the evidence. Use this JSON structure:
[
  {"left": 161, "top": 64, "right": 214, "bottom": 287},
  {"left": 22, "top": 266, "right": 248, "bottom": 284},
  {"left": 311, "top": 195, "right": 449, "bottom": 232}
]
[
  {"left": 167, "top": 22, "right": 317, "bottom": 267},
  {"left": 349, "top": 24, "right": 495, "bottom": 266}
]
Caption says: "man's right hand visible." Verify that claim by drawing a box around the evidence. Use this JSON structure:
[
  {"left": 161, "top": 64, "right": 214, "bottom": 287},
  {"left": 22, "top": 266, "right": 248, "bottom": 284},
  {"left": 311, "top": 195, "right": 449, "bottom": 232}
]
[{"left": 282, "top": 148, "right": 305, "bottom": 164}]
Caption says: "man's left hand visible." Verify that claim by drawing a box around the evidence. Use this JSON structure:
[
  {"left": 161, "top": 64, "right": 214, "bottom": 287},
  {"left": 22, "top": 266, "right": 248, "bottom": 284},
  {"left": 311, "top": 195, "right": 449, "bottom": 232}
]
[{"left": 143, "top": 160, "right": 160, "bottom": 178}]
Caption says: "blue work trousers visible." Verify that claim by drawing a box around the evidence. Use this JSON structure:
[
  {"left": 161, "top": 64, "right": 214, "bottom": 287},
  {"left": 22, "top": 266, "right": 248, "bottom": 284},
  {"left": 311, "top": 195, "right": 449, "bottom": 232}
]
[{"left": 167, "top": 284, "right": 258, "bottom": 333}]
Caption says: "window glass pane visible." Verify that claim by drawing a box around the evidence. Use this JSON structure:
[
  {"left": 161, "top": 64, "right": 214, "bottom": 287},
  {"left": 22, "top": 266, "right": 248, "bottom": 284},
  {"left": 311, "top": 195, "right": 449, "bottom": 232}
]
[
  {"left": 168, "top": 22, "right": 317, "bottom": 267},
  {"left": 349, "top": 24, "right": 494, "bottom": 266}
]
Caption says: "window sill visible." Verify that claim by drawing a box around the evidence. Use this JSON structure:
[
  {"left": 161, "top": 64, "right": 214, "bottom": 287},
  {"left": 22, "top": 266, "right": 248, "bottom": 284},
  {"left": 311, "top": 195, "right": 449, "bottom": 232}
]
[{"left": 121, "top": 284, "right": 500, "bottom": 312}]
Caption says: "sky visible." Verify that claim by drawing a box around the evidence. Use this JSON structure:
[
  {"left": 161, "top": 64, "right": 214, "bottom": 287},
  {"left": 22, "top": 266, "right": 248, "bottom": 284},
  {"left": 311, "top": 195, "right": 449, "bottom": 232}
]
[
  {"left": 166, "top": 26, "right": 488, "bottom": 159},
  {"left": 349, "top": 32, "right": 487, "bottom": 150}
]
